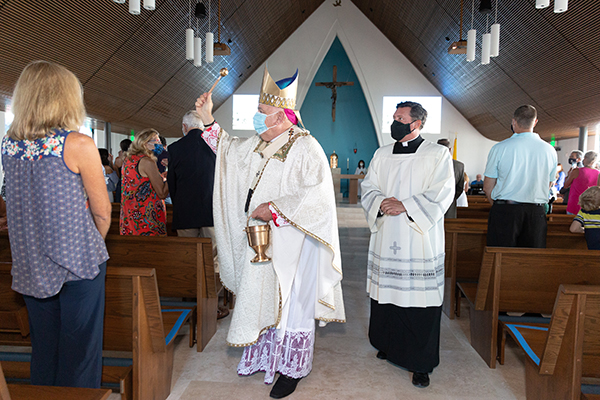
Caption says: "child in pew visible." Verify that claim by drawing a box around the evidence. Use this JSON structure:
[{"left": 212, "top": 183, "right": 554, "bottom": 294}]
[{"left": 570, "top": 186, "right": 600, "bottom": 250}]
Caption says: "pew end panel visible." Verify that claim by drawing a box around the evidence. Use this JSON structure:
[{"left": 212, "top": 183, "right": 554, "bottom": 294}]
[
  {"left": 469, "top": 249, "right": 501, "bottom": 368},
  {"left": 468, "top": 247, "right": 600, "bottom": 369},
  {"left": 443, "top": 219, "right": 488, "bottom": 319},
  {"left": 0, "top": 263, "right": 28, "bottom": 341},
  {"left": 197, "top": 241, "right": 218, "bottom": 352},
  {"left": 105, "top": 267, "right": 179, "bottom": 400},
  {"left": 505, "top": 285, "right": 600, "bottom": 400}
]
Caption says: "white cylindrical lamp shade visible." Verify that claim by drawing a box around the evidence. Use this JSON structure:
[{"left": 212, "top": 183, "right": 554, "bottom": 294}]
[
  {"left": 143, "top": 0, "right": 155, "bottom": 10},
  {"left": 129, "top": 0, "right": 140, "bottom": 14},
  {"left": 113, "top": 0, "right": 126, "bottom": 3},
  {"left": 554, "top": 0, "right": 568, "bottom": 13},
  {"left": 205, "top": 32, "right": 214, "bottom": 63},
  {"left": 186, "top": 29, "right": 194, "bottom": 60},
  {"left": 490, "top": 23, "right": 500, "bottom": 57},
  {"left": 194, "top": 37, "right": 202, "bottom": 67},
  {"left": 535, "top": 0, "right": 549, "bottom": 8},
  {"left": 466, "top": 29, "right": 476, "bottom": 62},
  {"left": 481, "top": 33, "right": 491, "bottom": 65}
]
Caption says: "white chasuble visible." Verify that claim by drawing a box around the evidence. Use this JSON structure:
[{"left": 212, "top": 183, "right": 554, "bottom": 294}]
[
  {"left": 212, "top": 125, "right": 345, "bottom": 347},
  {"left": 361, "top": 141, "right": 454, "bottom": 308}
]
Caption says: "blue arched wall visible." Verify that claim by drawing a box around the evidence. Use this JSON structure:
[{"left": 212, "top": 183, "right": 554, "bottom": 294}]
[{"left": 300, "top": 37, "right": 379, "bottom": 196}]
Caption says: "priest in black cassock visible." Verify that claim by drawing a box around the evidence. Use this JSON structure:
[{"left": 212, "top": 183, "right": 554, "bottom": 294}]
[{"left": 361, "top": 101, "right": 454, "bottom": 388}]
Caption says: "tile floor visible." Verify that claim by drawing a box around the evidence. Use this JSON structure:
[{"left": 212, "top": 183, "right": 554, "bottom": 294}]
[{"left": 108, "top": 202, "right": 528, "bottom": 399}]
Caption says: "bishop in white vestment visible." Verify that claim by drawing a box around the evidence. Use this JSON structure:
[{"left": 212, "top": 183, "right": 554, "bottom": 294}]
[
  {"left": 196, "top": 68, "right": 345, "bottom": 399},
  {"left": 361, "top": 101, "right": 454, "bottom": 388}
]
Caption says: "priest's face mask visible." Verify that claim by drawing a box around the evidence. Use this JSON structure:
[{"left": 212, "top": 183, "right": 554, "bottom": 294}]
[{"left": 391, "top": 107, "right": 420, "bottom": 141}]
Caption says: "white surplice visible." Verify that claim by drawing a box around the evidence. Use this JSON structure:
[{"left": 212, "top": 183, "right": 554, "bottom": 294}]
[
  {"left": 361, "top": 140, "right": 454, "bottom": 307},
  {"left": 210, "top": 124, "right": 345, "bottom": 353}
]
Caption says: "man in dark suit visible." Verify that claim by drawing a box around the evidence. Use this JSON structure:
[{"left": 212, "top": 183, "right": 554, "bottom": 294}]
[
  {"left": 168, "top": 111, "right": 223, "bottom": 315},
  {"left": 168, "top": 110, "right": 216, "bottom": 238},
  {"left": 437, "top": 139, "right": 464, "bottom": 218}
]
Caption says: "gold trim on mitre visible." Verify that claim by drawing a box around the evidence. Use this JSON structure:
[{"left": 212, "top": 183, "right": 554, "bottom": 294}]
[{"left": 259, "top": 67, "right": 298, "bottom": 110}]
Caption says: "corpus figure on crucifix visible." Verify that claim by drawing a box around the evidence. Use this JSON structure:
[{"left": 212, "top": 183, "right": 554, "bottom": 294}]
[{"left": 315, "top": 65, "right": 353, "bottom": 121}]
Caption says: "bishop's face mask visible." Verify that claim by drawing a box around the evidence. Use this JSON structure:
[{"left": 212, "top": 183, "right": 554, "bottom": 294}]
[
  {"left": 391, "top": 120, "right": 416, "bottom": 141},
  {"left": 253, "top": 111, "right": 278, "bottom": 135}
]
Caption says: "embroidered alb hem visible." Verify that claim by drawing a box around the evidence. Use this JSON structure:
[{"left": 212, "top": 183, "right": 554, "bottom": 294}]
[{"left": 237, "top": 328, "right": 314, "bottom": 384}]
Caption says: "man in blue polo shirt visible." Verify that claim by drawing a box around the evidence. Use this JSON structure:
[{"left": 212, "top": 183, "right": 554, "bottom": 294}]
[{"left": 483, "top": 105, "right": 557, "bottom": 247}]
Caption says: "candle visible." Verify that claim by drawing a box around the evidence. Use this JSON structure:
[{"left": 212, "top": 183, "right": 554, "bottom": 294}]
[{"left": 347, "top": 158, "right": 349, "bottom": 170}]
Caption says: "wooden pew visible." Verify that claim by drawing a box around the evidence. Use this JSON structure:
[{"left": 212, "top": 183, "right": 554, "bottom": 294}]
[
  {"left": 443, "top": 218, "right": 586, "bottom": 319},
  {"left": 1, "top": 266, "right": 189, "bottom": 400},
  {"left": 466, "top": 195, "right": 489, "bottom": 204},
  {"left": 466, "top": 247, "right": 600, "bottom": 368},
  {"left": 503, "top": 284, "right": 600, "bottom": 400},
  {"left": 109, "top": 203, "right": 175, "bottom": 236},
  {"left": 456, "top": 203, "right": 568, "bottom": 219},
  {"left": 104, "top": 234, "right": 217, "bottom": 351},
  {"left": 1, "top": 364, "right": 111, "bottom": 400},
  {"left": 0, "top": 232, "right": 218, "bottom": 351},
  {"left": 0, "top": 262, "right": 29, "bottom": 346}
]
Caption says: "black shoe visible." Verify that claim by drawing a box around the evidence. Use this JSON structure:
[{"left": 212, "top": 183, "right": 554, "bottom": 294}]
[
  {"left": 412, "top": 372, "right": 430, "bottom": 388},
  {"left": 269, "top": 375, "right": 302, "bottom": 399},
  {"left": 376, "top": 351, "right": 387, "bottom": 360}
]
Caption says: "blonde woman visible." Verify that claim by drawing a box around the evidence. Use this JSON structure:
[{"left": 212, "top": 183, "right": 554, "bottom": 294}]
[
  {"left": 120, "top": 128, "right": 168, "bottom": 235},
  {"left": 1, "top": 61, "right": 110, "bottom": 388}
]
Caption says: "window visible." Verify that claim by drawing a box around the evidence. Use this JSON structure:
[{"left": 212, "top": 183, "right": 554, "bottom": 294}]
[
  {"left": 382, "top": 96, "right": 442, "bottom": 135},
  {"left": 233, "top": 94, "right": 259, "bottom": 130}
]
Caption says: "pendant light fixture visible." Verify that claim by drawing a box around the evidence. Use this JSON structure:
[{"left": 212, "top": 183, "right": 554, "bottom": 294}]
[
  {"left": 194, "top": 19, "right": 202, "bottom": 67},
  {"left": 186, "top": 0, "right": 194, "bottom": 60},
  {"left": 143, "top": 0, "right": 155, "bottom": 10},
  {"left": 478, "top": 0, "right": 492, "bottom": 14},
  {"left": 213, "top": 0, "right": 231, "bottom": 56},
  {"left": 535, "top": 0, "right": 549, "bottom": 8},
  {"left": 466, "top": 0, "right": 476, "bottom": 62},
  {"left": 490, "top": 0, "right": 500, "bottom": 57},
  {"left": 448, "top": 0, "right": 467, "bottom": 54},
  {"left": 205, "top": 0, "right": 214, "bottom": 63},
  {"left": 129, "top": 0, "right": 140, "bottom": 15},
  {"left": 481, "top": 15, "right": 491, "bottom": 65},
  {"left": 554, "top": 0, "right": 568, "bottom": 13}
]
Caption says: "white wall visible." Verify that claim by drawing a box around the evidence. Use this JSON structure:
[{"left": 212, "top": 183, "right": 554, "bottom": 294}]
[
  {"left": 212, "top": 1, "right": 497, "bottom": 179},
  {"left": 556, "top": 134, "right": 600, "bottom": 168}
]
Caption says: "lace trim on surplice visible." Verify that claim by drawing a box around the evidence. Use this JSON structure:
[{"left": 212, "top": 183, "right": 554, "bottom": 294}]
[{"left": 237, "top": 328, "right": 314, "bottom": 384}]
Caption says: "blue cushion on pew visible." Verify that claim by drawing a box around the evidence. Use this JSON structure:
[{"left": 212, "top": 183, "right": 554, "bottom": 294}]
[
  {"left": 160, "top": 300, "right": 197, "bottom": 308},
  {"left": 582, "top": 385, "right": 600, "bottom": 395},
  {"left": 504, "top": 324, "right": 549, "bottom": 365},
  {"left": 499, "top": 315, "right": 551, "bottom": 324},
  {"left": 162, "top": 309, "right": 191, "bottom": 345}
]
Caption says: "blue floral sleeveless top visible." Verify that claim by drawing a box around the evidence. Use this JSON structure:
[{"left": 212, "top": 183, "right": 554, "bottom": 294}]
[{"left": 1, "top": 129, "right": 109, "bottom": 298}]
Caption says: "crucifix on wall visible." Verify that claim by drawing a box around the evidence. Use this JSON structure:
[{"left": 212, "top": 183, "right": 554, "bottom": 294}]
[{"left": 315, "top": 65, "right": 353, "bottom": 122}]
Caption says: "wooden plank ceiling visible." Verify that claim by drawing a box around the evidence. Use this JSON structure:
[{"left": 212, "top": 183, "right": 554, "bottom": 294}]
[
  {"left": 0, "top": 0, "right": 598, "bottom": 141},
  {"left": 352, "top": 0, "right": 600, "bottom": 142}
]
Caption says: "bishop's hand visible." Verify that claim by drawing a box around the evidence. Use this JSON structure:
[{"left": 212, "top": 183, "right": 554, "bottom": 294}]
[
  {"left": 195, "top": 92, "right": 214, "bottom": 125},
  {"left": 250, "top": 202, "right": 273, "bottom": 222},
  {"left": 380, "top": 197, "right": 406, "bottom": 216}
]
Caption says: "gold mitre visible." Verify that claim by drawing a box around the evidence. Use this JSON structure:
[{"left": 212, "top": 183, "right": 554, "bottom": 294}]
[{"left": 259, "top": 67, "right": 298, "bottom": 110}]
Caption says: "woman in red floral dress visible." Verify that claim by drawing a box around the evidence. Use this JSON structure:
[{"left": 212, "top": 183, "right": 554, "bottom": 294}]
[{"left": 120, "top": 128, "right": 169, "bottom": 236}]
